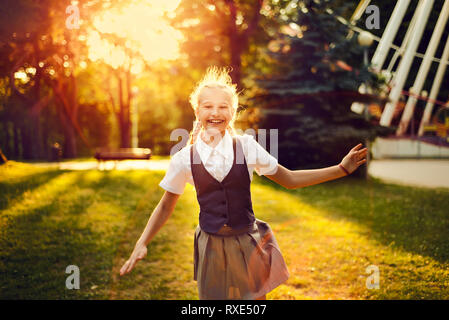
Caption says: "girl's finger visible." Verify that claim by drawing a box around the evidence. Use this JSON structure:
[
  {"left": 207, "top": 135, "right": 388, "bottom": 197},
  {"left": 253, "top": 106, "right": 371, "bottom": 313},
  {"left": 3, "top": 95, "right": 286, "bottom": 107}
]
[
  {"left": 127, "top": 259, "right": 136, "bottom": 273},
  {"left": 357, "top": 151, "right": 367, "bottom": 159},
  {"left": 351, "top": 143, "right": 363, "bottom": 151},
  {"left": 125, "top": 261, "right": 132, "bottom": 273},
  {"left": 355, "top": 149, "right": 367, "bottom": 157},
  {"left": 121, "top": 260, "right": 129, "bottom": 270},
  {"left": 120, "top": 261, "right": 129, "bottom": 275},
  {"left": 122, "top": 260, "right": 131, "bottom": 274},
  {"left": 356, "top": 146, "right": 366, "bottom": 153}
]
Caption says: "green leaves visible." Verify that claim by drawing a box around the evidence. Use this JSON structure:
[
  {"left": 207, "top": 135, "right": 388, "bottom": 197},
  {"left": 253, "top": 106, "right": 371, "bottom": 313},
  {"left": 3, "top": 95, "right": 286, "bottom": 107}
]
[{"left": 250, "top": 0, "right": 388, "bottom": 173}]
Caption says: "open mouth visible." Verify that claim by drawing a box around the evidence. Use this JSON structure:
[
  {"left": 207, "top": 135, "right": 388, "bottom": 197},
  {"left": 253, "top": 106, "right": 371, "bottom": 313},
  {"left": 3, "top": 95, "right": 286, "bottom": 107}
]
[{"left": 207, "top": 119, "right": 224, "bottom": 124}]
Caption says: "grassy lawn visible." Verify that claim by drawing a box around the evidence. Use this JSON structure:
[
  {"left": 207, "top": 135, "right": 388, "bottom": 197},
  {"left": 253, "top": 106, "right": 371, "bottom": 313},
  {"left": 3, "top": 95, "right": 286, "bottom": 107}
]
[{"left": 1, "top": 161, "right": 448, "bottom": 299}]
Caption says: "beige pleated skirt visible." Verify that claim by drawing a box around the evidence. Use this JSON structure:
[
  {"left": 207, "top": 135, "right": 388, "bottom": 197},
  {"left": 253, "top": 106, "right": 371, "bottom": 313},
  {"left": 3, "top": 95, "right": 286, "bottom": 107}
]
[{"left": 194, "top": 219, "right": 290, "bottom": 300}]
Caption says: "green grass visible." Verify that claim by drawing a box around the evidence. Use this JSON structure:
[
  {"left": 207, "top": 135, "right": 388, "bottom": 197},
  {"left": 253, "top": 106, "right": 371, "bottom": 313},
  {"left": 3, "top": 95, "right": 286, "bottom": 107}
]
[{"left": 1, "top": 161, "right": 448, "bottom": 299}]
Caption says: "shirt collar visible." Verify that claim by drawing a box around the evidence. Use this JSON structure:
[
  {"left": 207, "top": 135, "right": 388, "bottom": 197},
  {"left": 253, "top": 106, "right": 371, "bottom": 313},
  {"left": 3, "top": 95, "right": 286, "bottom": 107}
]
[{"left": 196, "top": 130, "right": 233, "bottom": 163}]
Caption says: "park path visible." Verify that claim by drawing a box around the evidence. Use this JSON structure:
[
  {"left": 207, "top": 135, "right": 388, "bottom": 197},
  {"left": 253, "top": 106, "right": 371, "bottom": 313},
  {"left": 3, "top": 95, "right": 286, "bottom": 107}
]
[
  {"left": 30, "top": 159, "right": 449, "bottom": 189},
  {"left": 368, "top": 159, "right": 449, "bottom": 189},
  {"left": 31, "top": 159, "right": 171, "bottom": 171}
]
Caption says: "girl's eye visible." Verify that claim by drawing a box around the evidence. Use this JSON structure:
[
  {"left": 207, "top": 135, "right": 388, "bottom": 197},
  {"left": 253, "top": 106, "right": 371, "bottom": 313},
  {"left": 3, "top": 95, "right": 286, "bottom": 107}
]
[{"left": 201, "top": 105, "right": 228, "bottom": 109}]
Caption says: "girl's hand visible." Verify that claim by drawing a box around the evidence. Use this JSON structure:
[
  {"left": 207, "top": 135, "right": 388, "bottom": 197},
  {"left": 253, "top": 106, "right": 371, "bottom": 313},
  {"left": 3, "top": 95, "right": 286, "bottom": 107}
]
[
  {"left": 119, "top": 243, "right": 148, "bottom": 276},
  {"left": 340, "top": 143, "right": 368, "bottom": 175}
]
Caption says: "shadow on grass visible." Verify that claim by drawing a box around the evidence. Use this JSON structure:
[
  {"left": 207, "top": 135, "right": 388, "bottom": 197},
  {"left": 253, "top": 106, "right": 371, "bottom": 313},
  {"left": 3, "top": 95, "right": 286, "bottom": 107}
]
[
  {"left": 0, "top": 170, "right": 66, "bottom": 210},
  {"left": 0, "top": 169, "right": 159, "bottom": 299},
  {"left": 104, "top": 171, "right": 200, "bottom": 300},
  {"left": 257, "top": 175, "right": 449, "bottom": 264},
  {"left": 0, "top": 210, "right": 108, "bottom": 299}
]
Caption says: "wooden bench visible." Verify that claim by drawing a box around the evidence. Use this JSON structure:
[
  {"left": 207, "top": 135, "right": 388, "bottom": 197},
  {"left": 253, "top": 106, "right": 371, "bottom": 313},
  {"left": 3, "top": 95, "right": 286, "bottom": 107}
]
[{"left": 94, "top": 148, "right": 151, "bottom": 169}]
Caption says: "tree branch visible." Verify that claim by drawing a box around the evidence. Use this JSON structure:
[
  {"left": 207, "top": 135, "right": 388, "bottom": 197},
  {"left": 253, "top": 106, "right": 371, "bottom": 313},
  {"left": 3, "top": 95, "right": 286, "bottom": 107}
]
[
  {"left": 224, "top": 0, "right": 239, "bottom": 36},
  {"left": 9, "top": 53, "right": 33, "bottom": 104},
  {"left": 209, "top": 0, "right": 226, "bottom": 19},
  {"left": 243, "top": 0, "right": 263, "bottom": 39},
  {"left": 50, "top": 78, "right": 93, "bottom": 150},
  {"left": 106, "top": 75, "right": 118, "bottom": 116}
]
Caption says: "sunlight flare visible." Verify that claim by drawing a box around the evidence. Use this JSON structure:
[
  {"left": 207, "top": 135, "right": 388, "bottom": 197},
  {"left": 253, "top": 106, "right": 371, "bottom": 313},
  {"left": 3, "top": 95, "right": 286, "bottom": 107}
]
[{"left": 86, "top": 1, "right": 182, "bottom": 71}]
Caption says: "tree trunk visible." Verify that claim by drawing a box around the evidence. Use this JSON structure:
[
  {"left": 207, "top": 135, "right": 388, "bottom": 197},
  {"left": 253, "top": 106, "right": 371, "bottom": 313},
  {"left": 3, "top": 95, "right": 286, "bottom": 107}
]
[
  {"left": 117, "top": 72, "right": 132, "bottom": 148},
  {"left": 53, "top": 76, "right": 78, "bottom": 159},
  {"left": 63, "top": 123, "right": 77, "bottom": 158},
  {"left": 20, "top": 123, "right": 33, "bottom": 159},
  {"left": 14, "top": 123, "right": 21, "bottom": 159},
  {"left": 120, "top": 118, "right": 131, "bottom": 148},
  {"left": 229, "top": 38, "right": 243, "bottom": 89},
  {"left": 226, "top": 0, "right": 242, "bottom": 89},
  {"left": 57, "top": 104, "right": 77, "bottom": 158},
  {"left": 224, "top": 0, "right": 262, "bottom": 90},
  {"left": 4, "top": 122, "right": 11, "bottom": 158},
  {"left": 69, "top": 74, "right": 79, "bottom": 157},
  {"left": 42, "top": 114, "right": 49, "bottom": 160},
  {"left": 31, "top": 38, "right": 43, "bottom": 159},
  {"left": 30, "top": 114, "right": 42, "bottom": 159}
]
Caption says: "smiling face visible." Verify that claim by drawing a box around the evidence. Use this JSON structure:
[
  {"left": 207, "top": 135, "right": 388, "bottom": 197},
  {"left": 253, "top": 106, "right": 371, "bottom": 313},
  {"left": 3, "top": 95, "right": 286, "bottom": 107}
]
[{"left": 195, "top": 86, "right": 235, "bottom": 139}]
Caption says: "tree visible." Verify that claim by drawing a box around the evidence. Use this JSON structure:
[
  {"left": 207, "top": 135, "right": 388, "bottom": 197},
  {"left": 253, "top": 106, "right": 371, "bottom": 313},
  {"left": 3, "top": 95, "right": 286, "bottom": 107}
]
[
  {"left": 170, "top": 0, "right": 292, "bottom": 90},
  {"left": 0, "top": 0, "right": 54, "bottom": 159},
  {"left": 0, "top": 0, "right": 107, "bottom": 159},
  {"left": 253, "top": 0, "right": 394, "bottom": 176},
  {"left": 88, "top": 1, "right": 183, "bottom": 148}
]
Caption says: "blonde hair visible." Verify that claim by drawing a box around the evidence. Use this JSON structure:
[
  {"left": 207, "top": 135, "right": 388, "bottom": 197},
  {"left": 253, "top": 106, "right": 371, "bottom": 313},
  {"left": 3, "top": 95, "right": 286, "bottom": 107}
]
[{"left": 188, "top": 66, "right": 239, "bottom": 145}]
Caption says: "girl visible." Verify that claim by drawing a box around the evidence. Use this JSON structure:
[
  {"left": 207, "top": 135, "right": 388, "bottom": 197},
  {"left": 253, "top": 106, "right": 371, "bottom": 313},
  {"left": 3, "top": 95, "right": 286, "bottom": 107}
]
[{"left": 119, "top": 66, "right": 368, "bottom": 300}]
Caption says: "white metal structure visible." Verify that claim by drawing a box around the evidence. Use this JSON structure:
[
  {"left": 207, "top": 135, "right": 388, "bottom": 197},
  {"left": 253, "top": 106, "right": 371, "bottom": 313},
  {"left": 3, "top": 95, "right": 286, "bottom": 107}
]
[
  {"left": 418, "top": 31, "right": 449, "bottom": 136},
  {"left": 397, "top": 1, "right": 449, "bottom": 134},
  {"left": 351, "top": 0, "right": 449, "bottom": 132},
  {"left": 370, "top": 0, "right": 411, "bottom": 73},
  {"left": 379, "top": 0, "right": 435, "bottom": 128},
  {"left": 348, "top": 0, "right": 449, "bottom": 159}
]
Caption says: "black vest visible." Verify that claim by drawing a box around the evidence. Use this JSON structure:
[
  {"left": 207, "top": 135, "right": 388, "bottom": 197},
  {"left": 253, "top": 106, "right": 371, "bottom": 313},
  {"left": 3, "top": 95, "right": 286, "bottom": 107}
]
[{"left": 190, "top": 136, "right": 256, "bottom": 234}]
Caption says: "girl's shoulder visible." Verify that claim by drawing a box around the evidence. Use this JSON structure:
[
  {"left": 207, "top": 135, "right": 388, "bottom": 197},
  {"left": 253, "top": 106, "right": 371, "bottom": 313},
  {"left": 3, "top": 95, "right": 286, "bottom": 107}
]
[
  {"left": 169, "top": 143, "right": 193, "bottom": 169},
  {"left": 234, "top": 133, "right": 258, "bottom": 148}
]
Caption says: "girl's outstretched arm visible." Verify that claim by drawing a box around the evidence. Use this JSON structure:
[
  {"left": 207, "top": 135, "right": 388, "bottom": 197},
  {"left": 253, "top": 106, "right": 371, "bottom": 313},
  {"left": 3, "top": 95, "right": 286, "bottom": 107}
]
[
  {"left": 119, "top": 191, "right": 180, "bottom": 276},
  {"left": 266, "top": 143, "right": 368, "bottom": 189}
]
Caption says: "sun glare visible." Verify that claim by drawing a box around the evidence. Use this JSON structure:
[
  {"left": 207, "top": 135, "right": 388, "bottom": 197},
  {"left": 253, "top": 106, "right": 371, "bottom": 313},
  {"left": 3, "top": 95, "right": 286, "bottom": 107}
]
[{"left": 87, "top": 0, "right": 182, "bottom": 72}]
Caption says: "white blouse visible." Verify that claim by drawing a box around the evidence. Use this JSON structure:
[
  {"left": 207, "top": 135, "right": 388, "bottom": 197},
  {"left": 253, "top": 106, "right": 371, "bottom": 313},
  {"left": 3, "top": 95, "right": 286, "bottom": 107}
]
[{"left": 159, "top": 131, "right": 279, "bottom": 195}]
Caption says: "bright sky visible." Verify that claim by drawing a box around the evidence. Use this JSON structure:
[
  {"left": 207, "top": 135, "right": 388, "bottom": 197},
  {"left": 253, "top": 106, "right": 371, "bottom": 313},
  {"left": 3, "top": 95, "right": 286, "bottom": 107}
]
[{"left": 87, "top": 0, "right": 183, "bottom": 73}]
